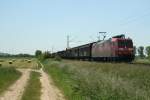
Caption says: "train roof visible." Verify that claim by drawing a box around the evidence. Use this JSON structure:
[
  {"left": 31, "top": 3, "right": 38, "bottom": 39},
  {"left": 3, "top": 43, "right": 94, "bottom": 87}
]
[
  {"left": 54, "top": 34, "right": 132, "bottom": 53},
  {"left": 66, "top": 42, "right": 97, "bottom": 50},
  {"left": 112, "top": 34, "right": 125, "bottom": 38}
]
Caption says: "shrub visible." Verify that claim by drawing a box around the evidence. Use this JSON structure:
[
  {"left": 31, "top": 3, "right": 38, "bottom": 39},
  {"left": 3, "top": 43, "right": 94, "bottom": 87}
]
[
  {"left": 0, "top": 63, "right": 2, "bottom": 67},
  {"left": 38, "top": 51, "right": 51, "bottom": 61},
  {"left": 54, "top": 55, "right": 62, "bottom": 61}
]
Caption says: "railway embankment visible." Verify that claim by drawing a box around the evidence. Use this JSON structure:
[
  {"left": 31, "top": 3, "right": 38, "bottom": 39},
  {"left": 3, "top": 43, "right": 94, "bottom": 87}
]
[{"left": 42, "top": 59, "right": 150, "bottom": 100}]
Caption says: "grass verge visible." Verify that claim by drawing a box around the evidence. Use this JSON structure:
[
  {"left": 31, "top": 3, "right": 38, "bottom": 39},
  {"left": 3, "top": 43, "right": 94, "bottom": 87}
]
[
  {"left": 21, "top": 71, "right": 41, "bottom": 100},
  {"left": 0, "top": 67, "right": 21, "bottom": 94},
  {"left": 43, "top": 59, "right": 150, "bottom": 100},
  {"left": 37, "top": 61, "right": 42, "bottom": 69},
  {"left": 43, "top": 59, "right": 87, "bottom": 100}
]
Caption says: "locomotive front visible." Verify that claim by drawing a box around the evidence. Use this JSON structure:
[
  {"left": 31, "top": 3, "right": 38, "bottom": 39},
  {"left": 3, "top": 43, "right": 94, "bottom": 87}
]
[
  {"left": 111, "top": 35, "right": 135, "bottom": 61},
  {"left": 91, "top": 34, "right": 135, "bottom": 62}
]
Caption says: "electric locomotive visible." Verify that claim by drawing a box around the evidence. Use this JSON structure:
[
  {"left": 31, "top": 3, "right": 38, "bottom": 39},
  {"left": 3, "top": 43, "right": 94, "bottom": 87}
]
[{"left": 92, "top": 34, "right": 134, "bottom": 61}]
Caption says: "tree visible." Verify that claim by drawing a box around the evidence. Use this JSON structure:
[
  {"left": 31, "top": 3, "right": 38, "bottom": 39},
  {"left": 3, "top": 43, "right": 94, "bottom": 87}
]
[
  {"left": 138, "top": 46, "right": 145, "bottom": 58},
  {"left": 35, "top": 50, "right": 42, "bottom": 58},
  {"left": 42, "top": 51, "right": 51, "bottom": 59},
  {"left": 146, "top": 46, "right": 150, "bottom": 59}
]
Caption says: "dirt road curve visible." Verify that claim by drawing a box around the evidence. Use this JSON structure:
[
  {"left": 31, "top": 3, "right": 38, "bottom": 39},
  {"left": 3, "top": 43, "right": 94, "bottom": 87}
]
[
  {"left": 0, "top": 69, "right": 30, "bottom": 100},
  {"left": 40, "top": 63, "right": 65, "bottom": 100},
  {"left": 0, "top": 63, "right": 65, "bottom": 100}
]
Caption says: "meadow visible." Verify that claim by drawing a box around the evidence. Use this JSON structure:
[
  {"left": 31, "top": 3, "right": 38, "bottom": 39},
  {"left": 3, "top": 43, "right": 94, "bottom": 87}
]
[
  {"left": 133, "top": 58, "right": 150, "bottom": 65},
  {"left": 0, "top": 57, "right": 37, "bottom": 95},
  {"left": 0, "top": 67, "right": 21, "bottom": 94},
  {"left": 0, "top": 58, "right": 38, "bottom": 69},
  {"left": 43, "top": 59, "right": 150, "bottom": 100}
]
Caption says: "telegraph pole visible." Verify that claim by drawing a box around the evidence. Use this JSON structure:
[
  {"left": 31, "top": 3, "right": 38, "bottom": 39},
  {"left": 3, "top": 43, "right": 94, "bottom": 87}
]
[
  {"left": 67, "top": 35, "right": 70, "bottom": 49},
  {"left": 51, "top": 46, "right": 54, "bottom": 53}
]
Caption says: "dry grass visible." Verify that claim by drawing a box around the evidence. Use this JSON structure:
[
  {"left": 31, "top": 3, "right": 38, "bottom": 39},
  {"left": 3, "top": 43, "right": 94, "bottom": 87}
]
[{"left": 0, "top": 58, "right": 38, "bottom": 69}]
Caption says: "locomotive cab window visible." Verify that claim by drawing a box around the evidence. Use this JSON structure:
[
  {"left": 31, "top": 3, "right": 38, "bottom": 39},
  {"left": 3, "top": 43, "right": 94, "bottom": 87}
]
[{"left": 118, "top": 40, "right": 133, "bottom": 47}]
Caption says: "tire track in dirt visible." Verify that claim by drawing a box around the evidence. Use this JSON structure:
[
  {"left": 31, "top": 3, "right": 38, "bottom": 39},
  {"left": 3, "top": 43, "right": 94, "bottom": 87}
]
[
  {"left": 0, "top": 69, "right": 30, "bottom": 100},
  {"left": 39, "top": 62, "right": 65, "bottom": 100}
]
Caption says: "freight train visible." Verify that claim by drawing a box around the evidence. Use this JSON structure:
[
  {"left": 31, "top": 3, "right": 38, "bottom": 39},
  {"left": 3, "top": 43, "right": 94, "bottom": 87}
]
[{"left": 53, "top": 34, "right": 135, "bottom": 62}]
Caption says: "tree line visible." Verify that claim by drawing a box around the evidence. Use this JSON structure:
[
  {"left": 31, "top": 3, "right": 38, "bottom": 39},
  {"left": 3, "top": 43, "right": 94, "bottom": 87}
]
[
  {"left": 35, "top": 50, "right": 51, "bottom": 61},
  {"left": 0, "top": 53, "right": 34, "bottom": 58},
  {"left": 134, "top": 46, "right": 150, "bottom": 59}
]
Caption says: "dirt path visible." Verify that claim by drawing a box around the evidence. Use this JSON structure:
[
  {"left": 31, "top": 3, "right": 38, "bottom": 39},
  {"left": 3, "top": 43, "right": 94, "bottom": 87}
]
[
  {"left": 39, "top": 63, "right": 65, "bottom": 100},
  {"left": 0, "top": 62, "right": 65, "bottom": 100},
  {"left": 0, "top": 69, "right": 30, "bottom": 100}
]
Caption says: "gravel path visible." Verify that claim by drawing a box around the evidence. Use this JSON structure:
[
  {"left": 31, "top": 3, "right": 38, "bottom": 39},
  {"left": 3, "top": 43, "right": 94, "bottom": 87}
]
[
  {"left": 0, "top": 69, "right": 30, "bottom": 100},
  {"left": 0, "top": 62, "right": 65, "bottom": 100},
  {"left": 40, "top": 63, "right": 65, "bottom": 100}
]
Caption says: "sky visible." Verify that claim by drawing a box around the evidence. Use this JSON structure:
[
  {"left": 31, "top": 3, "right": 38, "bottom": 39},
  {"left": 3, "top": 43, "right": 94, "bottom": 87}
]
[{"left": 0, "top": 0, "right": 150, "bottom": 54}]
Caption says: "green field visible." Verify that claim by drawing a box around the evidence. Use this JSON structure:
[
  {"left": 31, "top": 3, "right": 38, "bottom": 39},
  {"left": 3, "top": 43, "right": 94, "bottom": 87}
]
[
  {"left": 0, "top": 57, "right": 38, "bottom": 95},
  {"left": 0, "top": 58, "right": 38, "bottom": 69},
  {"left": 43, "top": 59, "right": 150, "bottom": 100},
  {"left": 0, "top": 67, "right": 22, "bottom": 94},
  {"left": 21, "top": 71, "right": 41, "bottom": 100},
  {"left": 134, "top": 58, "right": 150, "bottom": 64}
]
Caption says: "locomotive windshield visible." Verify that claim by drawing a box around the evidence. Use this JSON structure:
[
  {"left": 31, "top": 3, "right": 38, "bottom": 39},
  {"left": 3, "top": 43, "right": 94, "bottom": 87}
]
[{"left": 118, "top": 40, "right": 133, "bottom": 48}]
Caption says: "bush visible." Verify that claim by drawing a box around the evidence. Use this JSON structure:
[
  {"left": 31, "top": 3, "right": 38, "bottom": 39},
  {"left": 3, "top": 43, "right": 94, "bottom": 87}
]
[
  {"left": 54, "top": 55, "right": 62, "bottom": 61},
  {"left": 38, "top": 51, "right": 51, "bottom": 61},
  {"left": 0, "top": 63, "right": 2, "bottom": 67}
]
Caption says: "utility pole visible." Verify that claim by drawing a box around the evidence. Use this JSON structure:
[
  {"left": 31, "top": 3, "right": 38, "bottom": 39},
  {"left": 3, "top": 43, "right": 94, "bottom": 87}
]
[
  {"left": 67, "top": 35, "right": 70, "bottom": 49},
  {"left": 51, "top": 46, "right": 54, "bottom": 53}
]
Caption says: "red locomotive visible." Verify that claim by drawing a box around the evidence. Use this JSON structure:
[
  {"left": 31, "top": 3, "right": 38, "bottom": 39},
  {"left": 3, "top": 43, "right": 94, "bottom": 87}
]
[{"left": 55, "top": 34, "right": 134, "bottom": 62}]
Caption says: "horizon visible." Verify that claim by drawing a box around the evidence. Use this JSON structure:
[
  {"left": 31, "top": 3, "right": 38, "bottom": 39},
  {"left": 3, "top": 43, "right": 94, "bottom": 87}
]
[{"left": 0, "top": 0, "right": 150, "bottom": 54}]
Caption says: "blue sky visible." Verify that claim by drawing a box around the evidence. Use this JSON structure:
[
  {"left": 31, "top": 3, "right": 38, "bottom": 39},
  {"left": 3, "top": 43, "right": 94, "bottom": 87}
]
[{"left": 0, "top": 0, "right": 150, "bottom": 54}]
